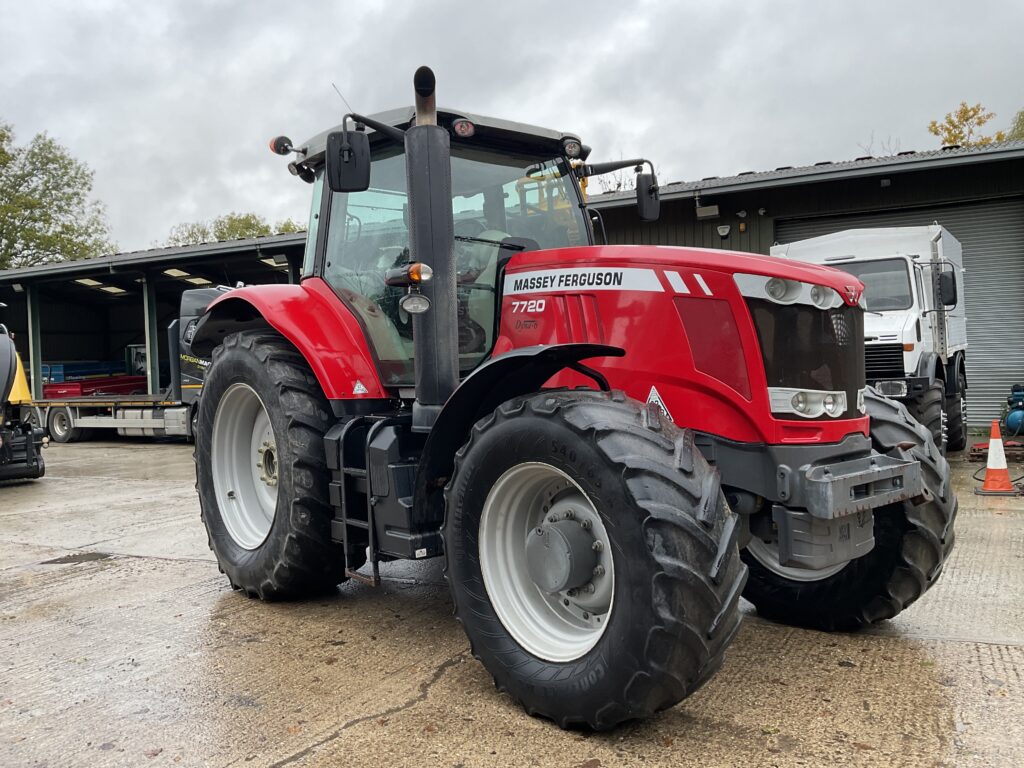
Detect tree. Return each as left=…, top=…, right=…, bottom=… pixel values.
left=166, top=212, right=304, bottom=246
left=928, top=102, right=1006, bottom=147
left=0, top=121, right=115, bottom=270
left=1008, top=109, right=1024, bottom=141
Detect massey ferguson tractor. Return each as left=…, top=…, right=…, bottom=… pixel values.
left=191, top=67, right=956, bottom=729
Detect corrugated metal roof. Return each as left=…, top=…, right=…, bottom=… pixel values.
left=590, top=140, right=1024, bottom=208
left=0, top=231, right=306, bottom=284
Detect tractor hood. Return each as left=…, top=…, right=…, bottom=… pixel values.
left=506, top=245, right=865, bottom=306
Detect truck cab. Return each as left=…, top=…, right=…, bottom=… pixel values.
left=772, top=225, right=968, bottom=450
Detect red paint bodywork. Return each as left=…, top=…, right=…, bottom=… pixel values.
left=206, top=278, right=388, bottom=400
left=211, top=245, right=868, bottom=445
left=496, top=245, right=869, bottom=445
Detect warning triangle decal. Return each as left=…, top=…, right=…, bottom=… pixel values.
left=646, top=386, right=673, bottom=422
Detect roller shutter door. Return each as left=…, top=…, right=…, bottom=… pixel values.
left=775, top=197, right=1024, bottom=426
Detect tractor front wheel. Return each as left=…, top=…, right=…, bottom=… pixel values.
left=741, top=387, right=957, bottom=631
left=195, top=330, right=351, bottom=600
left=444, top=390, right=746, bottom=730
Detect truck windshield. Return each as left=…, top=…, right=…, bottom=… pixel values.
left=322, top=145, right=589, bottom=385
left=835, top=258, right=913, bottom=311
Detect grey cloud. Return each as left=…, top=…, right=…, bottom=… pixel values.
left=1, top=0, right=1020, bottom=251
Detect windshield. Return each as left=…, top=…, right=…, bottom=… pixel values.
left=834, top=258, right=913, bottom=311
left=323, top=145, right=589, bottom=385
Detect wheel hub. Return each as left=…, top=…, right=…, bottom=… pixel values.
left=525, top=518, right=597, bottom=594
left=257, top=441, right=278, bottom=487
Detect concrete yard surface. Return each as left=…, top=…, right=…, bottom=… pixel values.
left=1, top=440, right=1022, bottom=767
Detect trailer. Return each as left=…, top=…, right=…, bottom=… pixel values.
left=32, top=287, right=222, bottom=443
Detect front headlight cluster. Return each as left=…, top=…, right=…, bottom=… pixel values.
left=769, top=387, right=861, bottom=419
left=736, top=274, right=845, bottom=309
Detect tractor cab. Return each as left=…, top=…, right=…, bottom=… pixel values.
left=284, top=107, right=652, bottom=389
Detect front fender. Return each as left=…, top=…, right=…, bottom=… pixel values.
left=413, top=342, right=624, bottom=524
left=190, top=278, right=387, bottom=400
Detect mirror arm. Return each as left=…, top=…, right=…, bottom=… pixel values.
left=579, top=158, right=651, bottom=178
left=344, top=112, right=407, bottom=144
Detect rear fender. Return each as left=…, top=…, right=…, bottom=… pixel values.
left=412, top=342, right=624, bottom=525
left=189, top=279, right=387, bottom=400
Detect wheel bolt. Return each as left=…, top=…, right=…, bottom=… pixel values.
left=584, top=583, right=596, bottom=594
left=592, top=541, right=604, bottom=552
left=583, top=612, right=590, bottom=619
left=567, top=588, right=579, bottom=598
left=564, top=510, right=575, bottom=520
left=580, top=519, right=592, bottom=531
left=547, top=515, right=558, bottom=523
left=563, top=598, right=570, bottom=606
left=593, top=565, right=605, bottom=578
left=535, top=527, right=545, bottom=536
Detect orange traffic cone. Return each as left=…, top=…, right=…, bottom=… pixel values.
left=976, top=420, right=1020, bottom=496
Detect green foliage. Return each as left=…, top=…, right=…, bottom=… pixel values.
left=166, top=212, right=304, bottom=246
left=0, top=121, right=115, bottom=270
left=927, top=102, right=1007, bottom=147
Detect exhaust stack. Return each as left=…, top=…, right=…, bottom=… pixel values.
left=405, top=66, right=458, bottom=432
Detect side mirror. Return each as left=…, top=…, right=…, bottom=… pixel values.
left=938, top=270, right=957, bottom=307
left=326, top=130, right=371, bottom=193
left=636, top=172, right=660, bottom=222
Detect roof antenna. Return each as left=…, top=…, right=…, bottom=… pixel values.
left=331, top=82, right=355, bottom=115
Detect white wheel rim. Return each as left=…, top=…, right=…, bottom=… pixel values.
left=211, top=383, right=278, bottom=549
left=479, top=462, right=613, bottom=662
left=51, top=410, right=69, bottom=437
left=747, top=535, right=847, bottom=582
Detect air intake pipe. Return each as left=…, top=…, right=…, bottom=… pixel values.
left=405, top=66, right=459, bottom=431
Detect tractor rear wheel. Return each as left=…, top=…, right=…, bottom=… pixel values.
left=945, top=370, right=967, bottom=452
left=741, top=387, right=957, bottom=631
left=906, top=380, right=946, bottom=453
left=444, top=390, right=746, bottom=730
left=195, top=330, right=353, bottom=600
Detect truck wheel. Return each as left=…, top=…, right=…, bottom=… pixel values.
left=47, top=406, right=88, bottom=443
left=195, top=330, right=350, bottom=599
left=741, top=387, right=956, bottom=631
left=945, top=370, right=967, bottom=452
left=906, top=380, right=946, bottom=453
left=444, top=390, right=746, bottom=730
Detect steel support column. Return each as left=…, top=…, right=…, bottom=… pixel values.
left=142, top=275, right=160, bottom=395
left=26, top=284, right=43, bottom=400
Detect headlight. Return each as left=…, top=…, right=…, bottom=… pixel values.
left=734, top=274, right=847, bottom=309
left=810, top=285, right=838, bottom=309
left=765, top=277, right=789, bottom=301
left=770, top=388, right=848, bottom=418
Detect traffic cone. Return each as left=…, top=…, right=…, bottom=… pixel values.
left=976, top=420, right=1020, bottom=496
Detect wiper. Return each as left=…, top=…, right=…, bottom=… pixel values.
left=454, top=235, right=525, bottom=251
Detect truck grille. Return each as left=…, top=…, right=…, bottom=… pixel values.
left=865, top=343, right=905, bottom=380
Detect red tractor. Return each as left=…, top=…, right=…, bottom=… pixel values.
left=191, top=68, right=956, bottom=729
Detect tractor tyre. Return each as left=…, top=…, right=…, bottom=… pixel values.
left=945, top=370, right=968, bottom=452
left=443, top=390, right=746, bottom=730
left=906, top=380, right=946, bottom=453
left=195, top=330, right=356, bottom=600
left=741, top=387, right=957, bottom=631
left=47, top=406, right=89, bottom=443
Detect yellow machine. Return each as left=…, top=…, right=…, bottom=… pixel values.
left=1, top=303, right=45, bottom=481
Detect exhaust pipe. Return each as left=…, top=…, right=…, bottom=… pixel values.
left=405, top=66, right=458, bottom=432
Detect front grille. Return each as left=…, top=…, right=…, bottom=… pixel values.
left=746, top=299, right=865, bottom=420
left=865, top=343, right=905, bottom=380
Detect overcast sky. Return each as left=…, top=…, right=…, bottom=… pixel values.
left=2, top=0, right=1020, bottom=252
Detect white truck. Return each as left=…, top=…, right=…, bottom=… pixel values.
left=771, top=225, right=967, bottom=451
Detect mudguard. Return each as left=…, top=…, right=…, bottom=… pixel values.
left=412, top=342, right=624, bottom=524
left=0, top=334, right=15, bottom=405
left=189, top=278, right=387, bottom=400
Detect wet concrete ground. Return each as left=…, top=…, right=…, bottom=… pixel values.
left=1, top=440, right=1022, bottom=767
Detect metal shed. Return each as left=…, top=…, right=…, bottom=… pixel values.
left=592, top=140, right=1024, bottom=425
left=0, top=233, right=306, bottom=399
